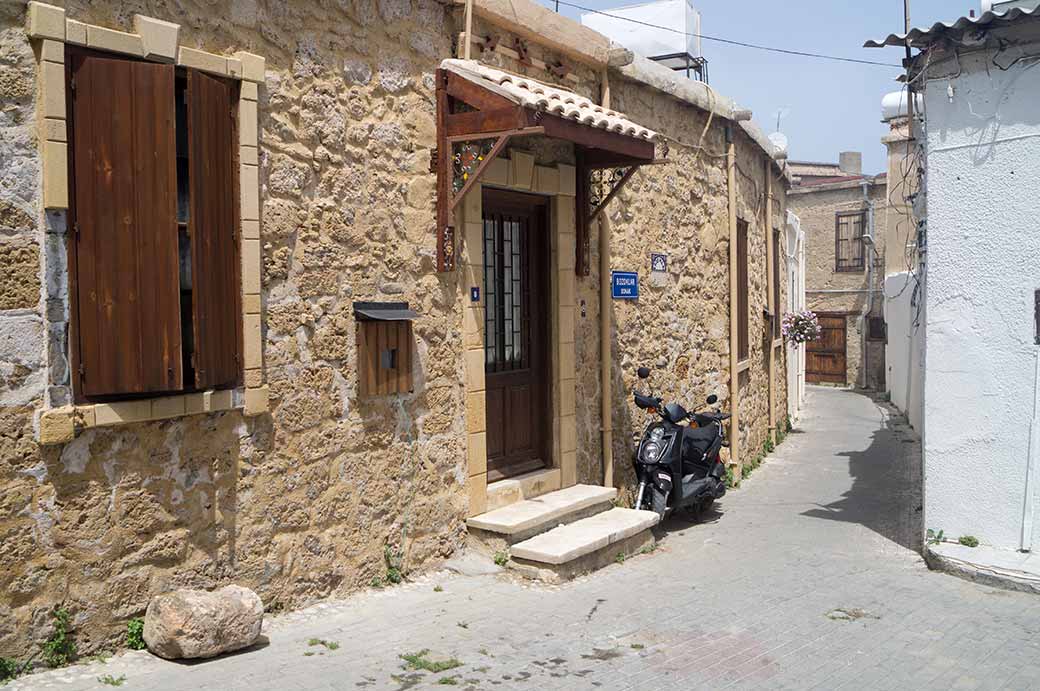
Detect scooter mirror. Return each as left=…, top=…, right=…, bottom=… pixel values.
left=637, top=367, right=651, bottom=380
left=706, top=394, right=718, bottom=405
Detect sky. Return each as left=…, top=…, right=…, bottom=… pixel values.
left=536, top=0, right=967, bottom=174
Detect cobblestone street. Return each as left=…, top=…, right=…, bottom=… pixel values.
left=15, top=387, right=1040, bottom=690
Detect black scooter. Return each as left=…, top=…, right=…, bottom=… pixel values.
left=631, top=366, right=730, bottom=519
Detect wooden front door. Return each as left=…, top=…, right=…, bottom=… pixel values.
left=806, top=314, right=847, bottom=384
left=482, top=190, right=550, bottom=481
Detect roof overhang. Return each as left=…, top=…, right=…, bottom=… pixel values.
left=864, top=4, right=1040, bottom=48
left=440, top=59, right=657, bottom=163
left=433, top=60, right=659, bottom=273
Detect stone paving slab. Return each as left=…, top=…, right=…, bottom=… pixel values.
left=10, top=387, right=1040, bottom=691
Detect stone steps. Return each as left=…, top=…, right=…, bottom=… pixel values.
left=508, top=507, right=660, bottom=582
left=467, top=484, right=617, bottom=548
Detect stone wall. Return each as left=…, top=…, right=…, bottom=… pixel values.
left=0, top=0, right=467, bottom=659
left=0, top=0, right=790, bottom=658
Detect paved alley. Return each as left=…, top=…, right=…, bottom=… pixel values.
left=14, top=387, right=1040, bottom=691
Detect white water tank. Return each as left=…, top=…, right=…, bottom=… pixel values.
left=881, top=90, right=922, bottom=121
left=981, top=0, right=1040, bottom=13
left=581, top=0, right=701, bottom=66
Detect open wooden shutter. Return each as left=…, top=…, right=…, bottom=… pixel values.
left=187, top=70, right=242, bottom=390
left=737, top=220, right=750, bottom=361
left=71, top=54, right=182, bottom=398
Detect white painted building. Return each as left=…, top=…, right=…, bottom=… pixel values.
left=785, top=209, right=806, bottom=423
left=869, top=4, right=1040, bottom=559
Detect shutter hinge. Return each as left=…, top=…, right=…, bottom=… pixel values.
left=429, top=147, right=438, bottom=174
left=78, top=363, right=85, bottom=378
left=73, top=222, right=80, bottom=238
left=70, top=76, right=76, bottom=93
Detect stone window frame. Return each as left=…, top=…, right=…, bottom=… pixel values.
left=26, top=2, right=268, bottom=444
left=459, top=152, right=578, bottom=516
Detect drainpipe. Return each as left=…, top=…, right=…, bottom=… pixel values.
left=600, top=68, right=614, bottom=488
left=726, top=125, right=740, bottom=478
left=765, top=161, right=776, bottom=444
left=860, top=180, right=875, bottom=389
left=1022, top=349, right=1040, bottom=551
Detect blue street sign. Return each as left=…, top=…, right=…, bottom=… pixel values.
left=470, top=286, right=480, bottom=302
left=611, top=271, right=639, bottom=300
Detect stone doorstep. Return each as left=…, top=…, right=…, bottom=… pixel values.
left=467, top=484, right=616, bottom=545
left=925, top=543, right=1040, bottom=595
left=510, top=507, right=660, bottom=565
left=509, top=530, right=655, bottom=584
left=486, top=466, right=561, bottom=511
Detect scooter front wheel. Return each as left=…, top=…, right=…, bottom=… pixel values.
left=651, top=487, right=668, bottom=519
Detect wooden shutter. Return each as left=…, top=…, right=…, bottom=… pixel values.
left=70, top=53, right=182, bottom=398
left=737, top=219, right=749, bottom=361
left=188, top=70, right=242, bottom=390
left=772, top=229, right=782, bottom=338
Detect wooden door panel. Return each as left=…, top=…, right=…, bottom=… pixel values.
left=806, top=315, right=847, bottom=384
left=483, top=191, right=550, bottom=481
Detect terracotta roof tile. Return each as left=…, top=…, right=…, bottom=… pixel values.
left=441, top=59, right=658, bottom=142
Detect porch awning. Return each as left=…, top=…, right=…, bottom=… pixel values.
left=433, top=60, right=660, bottom=273
left=439, top=59, right=658, bottom=164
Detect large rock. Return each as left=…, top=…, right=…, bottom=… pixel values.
left=143, top=585, right=264, bottom=659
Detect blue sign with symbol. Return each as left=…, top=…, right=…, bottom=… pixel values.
left=470, top=286, right=480, bottom=302
left=611, top=271, right=639, bottom=300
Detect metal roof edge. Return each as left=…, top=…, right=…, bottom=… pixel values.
left=865, top=5, right=1040, bottom=48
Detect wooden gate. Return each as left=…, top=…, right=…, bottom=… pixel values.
left=806, top=314, right=847, bottom=384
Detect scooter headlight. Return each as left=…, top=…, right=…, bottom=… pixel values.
left=649, top=426, right=665, bottom=442
left=642, top=441, right=661, bottom=463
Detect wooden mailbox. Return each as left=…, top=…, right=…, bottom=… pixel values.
left=354, top=302, right=418, bottom=396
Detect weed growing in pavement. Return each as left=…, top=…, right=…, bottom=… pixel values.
left=384, top=545, right=404, bottom=585
left=43, top=608, right=76, bottom=668
left=97, top=674, right=126, bottom=686
left=926, top=528, right=945, bottom=545
left=493, top=551, right=509, bottom=567
left=958, top=535, right=979, bottom=548
left=87, top=651, right=112, bottom=664
left=456, top=621, right=469, bottom=629
left=433, top=585, right=444, bottom=592
left=308, top=639, right=340, bottom=651
left=400, top=649, right=463, bottom=673
left=477, top=648, right=490, bottom=657
left=437, top=676, right=459, bottom=685
left=1, top=657, right=20, bottom=682
left=630, top=643, right=645, bottom=650
left=614, top=552, right=626, bottom=564
left=724, top=464, right=736, bottom=488
left=126, top=618, right=146, bottom=650
left=763, top=436, right=775, bottom=454
left=640, top=542, right=657, bottom=555
left=370, top=576, right=384, bottom=589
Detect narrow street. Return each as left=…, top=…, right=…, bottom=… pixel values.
left=16, top=387, right=1040, bottom=691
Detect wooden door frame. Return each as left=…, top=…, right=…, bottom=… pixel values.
left=481, top=188, right=553, bottom=482
left=806, top=311, right=848, bottom=385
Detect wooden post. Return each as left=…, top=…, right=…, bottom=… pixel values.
left=727, top=126, right=741, bottom=481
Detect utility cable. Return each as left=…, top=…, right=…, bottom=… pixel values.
left=551, top=0, right=904, bottom=68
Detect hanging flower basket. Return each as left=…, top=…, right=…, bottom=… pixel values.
left=782, top=310, right=822, bottom=344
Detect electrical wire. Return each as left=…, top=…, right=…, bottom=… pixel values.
left=548, top=0, right=904, bottom=68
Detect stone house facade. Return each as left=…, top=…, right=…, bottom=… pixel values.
left=788, top=155, right=887, bottom=389
left=0, top=0, right=788, bottom=656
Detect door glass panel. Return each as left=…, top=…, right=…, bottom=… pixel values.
left=483, top=213, right=528, bottom=372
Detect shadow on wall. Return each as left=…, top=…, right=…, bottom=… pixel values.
left=800, top=391, right=923, bottom=553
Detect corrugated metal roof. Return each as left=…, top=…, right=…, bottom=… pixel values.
left=441, top=59, right=658, bottom=141
left=864, top=5, right=1040, bottom=48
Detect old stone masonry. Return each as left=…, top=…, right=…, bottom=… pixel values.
left=10, top=388, right=1040, bottom=690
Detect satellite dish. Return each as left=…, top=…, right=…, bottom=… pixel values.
left=768, top=132, right=789, bottom=156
